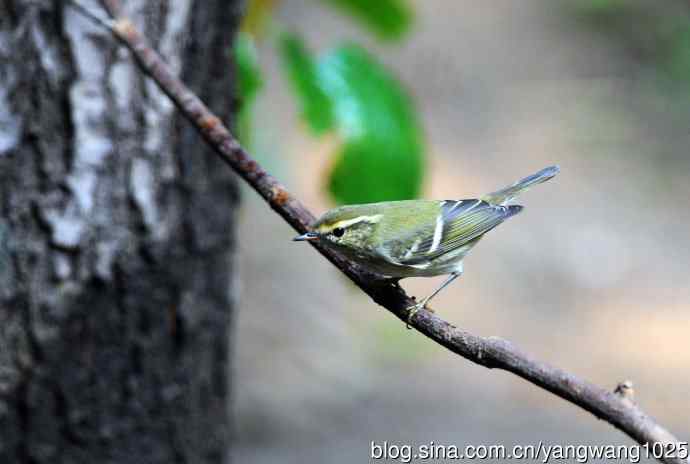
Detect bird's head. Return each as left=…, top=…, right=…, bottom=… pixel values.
left=293, top=205, right=384, bottom=252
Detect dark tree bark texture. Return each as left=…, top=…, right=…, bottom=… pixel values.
left=0, top=1, right=241, bottom=462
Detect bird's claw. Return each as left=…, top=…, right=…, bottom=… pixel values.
left=406, top=302, right=424, bottom=329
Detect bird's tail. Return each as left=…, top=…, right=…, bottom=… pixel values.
left=481, top=165, right=560, bottom=205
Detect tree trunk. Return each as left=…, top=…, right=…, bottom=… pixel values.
left=0, top=1, right=241, bottom=462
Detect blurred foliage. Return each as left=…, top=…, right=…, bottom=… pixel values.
left=317, top=0, right=413, bottom=41
left=237, top=0, right=424, bottom=204
left=279, top=34, right=335, bottom=134
left=233, top=32, right=264, bottom=146
left=280, top=35, right=424, bottom=203
left=241, top=0, right=279, bottom=37
left=321, top=45, right=424, bottom=203
left=569, top=0, right=690, bottom=86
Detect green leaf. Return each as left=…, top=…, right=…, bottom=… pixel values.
left=278, top=33, right=335, bottom=134
left=279, top=35, right=425, bottom=204
left=318, top=0, right=413, bottom=41
left=233, top=32, right=264, bottom=146
left=234, top=32, right=263, bottom=106
left=318, top=44, right=424, bottom=203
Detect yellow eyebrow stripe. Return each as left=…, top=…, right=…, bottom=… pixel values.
left=331, top=214, right=383, bottom=230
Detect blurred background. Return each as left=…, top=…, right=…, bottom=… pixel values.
left=232, top=0, right=690, bottom=462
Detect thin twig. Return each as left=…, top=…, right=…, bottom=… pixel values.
left=67, top=2, right=688, bottom=463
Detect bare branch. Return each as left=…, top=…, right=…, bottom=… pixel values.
left=67, top=2, right=688, bottom=463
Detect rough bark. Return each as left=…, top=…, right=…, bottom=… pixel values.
left=0, top=1, right=241, bottom=462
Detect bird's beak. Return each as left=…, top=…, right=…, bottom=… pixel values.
left=293, top=232, right=319, bottom=242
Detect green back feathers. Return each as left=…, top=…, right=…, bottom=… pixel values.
left=382, top=200, right=520, bottom=266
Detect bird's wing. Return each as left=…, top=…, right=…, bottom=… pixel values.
left=389, top=200, right=521, bottom=266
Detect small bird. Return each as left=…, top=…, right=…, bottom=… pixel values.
left=294, top=166, right=559, bottom=326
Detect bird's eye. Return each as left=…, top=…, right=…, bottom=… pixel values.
left=332, top=227, right=345, bottom=238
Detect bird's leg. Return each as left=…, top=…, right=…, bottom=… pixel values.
left=406, top=271, right=461, bottom=329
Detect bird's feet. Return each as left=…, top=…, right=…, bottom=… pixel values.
left=406, top=301, right=433, bottom=329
